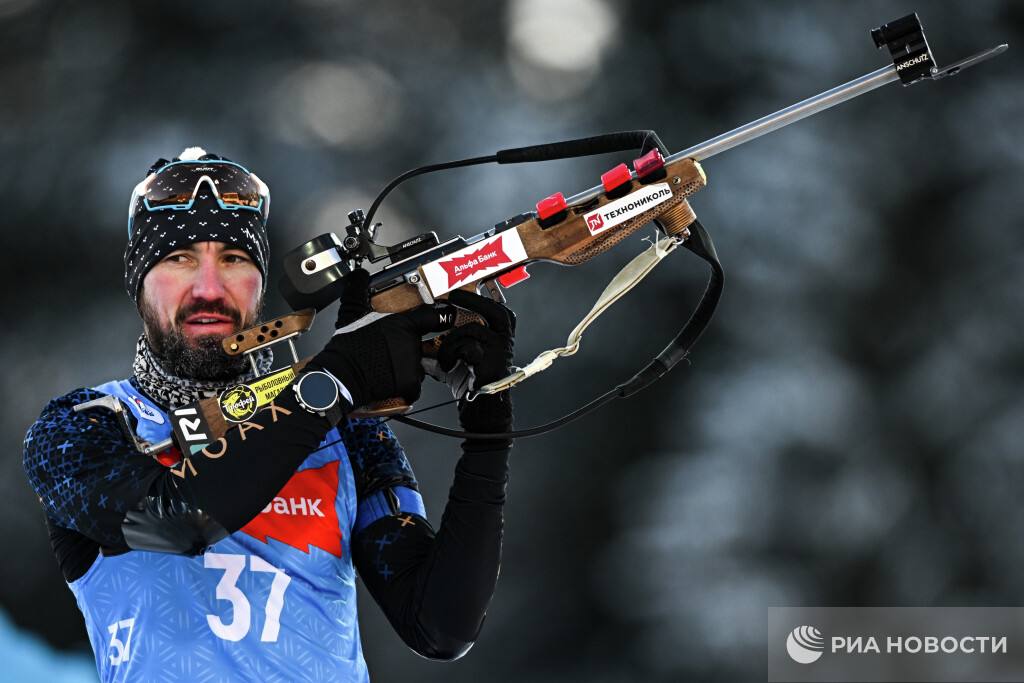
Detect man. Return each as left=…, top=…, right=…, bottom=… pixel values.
left=22, top=148, right=515, bottom=682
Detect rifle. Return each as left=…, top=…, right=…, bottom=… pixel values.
left=76, top=13, right=1007, bottom=455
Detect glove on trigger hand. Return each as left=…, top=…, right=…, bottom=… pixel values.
left=438, top=289, right=516, bottom=434
left=310, top=268, right=456, bottom=409
left=335, top=267, right=372, bottom=329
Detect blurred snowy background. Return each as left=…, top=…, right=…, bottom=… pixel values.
left=1, top=0, right=1020, bottom=680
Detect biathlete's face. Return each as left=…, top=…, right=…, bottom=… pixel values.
left=139, top=241, right=263, bottom=380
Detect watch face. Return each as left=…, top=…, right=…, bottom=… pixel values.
left=297, top=371, right=339, bottom=411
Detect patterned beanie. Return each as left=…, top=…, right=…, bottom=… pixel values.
left=123, top=147, right=270, bottom=304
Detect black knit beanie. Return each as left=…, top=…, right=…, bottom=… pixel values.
left=123, top=147, right=270, bottom=304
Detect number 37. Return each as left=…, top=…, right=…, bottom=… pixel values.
left=105, top=552, right=291, bottom=662
left=205, top=552, right=292, bottom=642
left=107, top=618, right=135, bottom=666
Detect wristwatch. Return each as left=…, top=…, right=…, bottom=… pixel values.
left=292, top=370, right=345, bottom=423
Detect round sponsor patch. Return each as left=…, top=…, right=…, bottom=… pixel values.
left=220, top=384, right=258, bottom=423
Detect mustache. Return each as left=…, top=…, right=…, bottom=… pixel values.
left=174, top=299, right=243, bottom=328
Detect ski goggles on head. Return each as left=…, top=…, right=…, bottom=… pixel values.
left=127, top=159, right=270, bottom=236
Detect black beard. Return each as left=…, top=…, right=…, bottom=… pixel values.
left=140, top=297, right=262, bottom=381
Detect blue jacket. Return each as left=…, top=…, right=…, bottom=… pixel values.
left=24, top=378, right=425, bottom=683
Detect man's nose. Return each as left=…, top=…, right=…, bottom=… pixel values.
left=191, top=257, right=229, bottom=301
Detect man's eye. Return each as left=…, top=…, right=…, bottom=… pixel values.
left=224, top=254, right=251, bottom=264
left=165, top=254, right=190, bottom=263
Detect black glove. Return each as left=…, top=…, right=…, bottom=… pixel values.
left=334, top=268, right=373, bottom=329
left=438, top=289, right=516, bottom=434
left=311, top=269, right=455, bottom=408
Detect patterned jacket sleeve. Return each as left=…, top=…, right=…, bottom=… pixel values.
left=25, top=384, right=338, bottom=558
left=340, top=418, right=424, bottom=533
left=23, top=388, right=165, bottom=550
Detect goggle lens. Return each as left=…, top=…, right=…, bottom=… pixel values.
left=144, top=163, right=261, bottom=208
left=129, top=160, right=268, bottom=235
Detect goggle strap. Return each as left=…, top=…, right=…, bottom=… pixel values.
left=127, top=174, right=158, bottom=234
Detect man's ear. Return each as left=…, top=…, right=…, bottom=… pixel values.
left=136, top=284, right=148, bottom=317
left=136, top=285, right=158, bottom=337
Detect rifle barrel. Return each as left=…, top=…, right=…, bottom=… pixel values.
left=667, top=65, right=898, bottom=163
left=559, top=41, right=1005, bottom=209
left=563, top=64, right=899, bottom=208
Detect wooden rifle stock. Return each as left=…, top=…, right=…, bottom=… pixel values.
left=199, top=158, right=706, bottom=435
left=363, top=158, right=705, bottom=414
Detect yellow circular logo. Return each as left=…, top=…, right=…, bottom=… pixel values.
left=220, top=384, right=258, bottom=423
